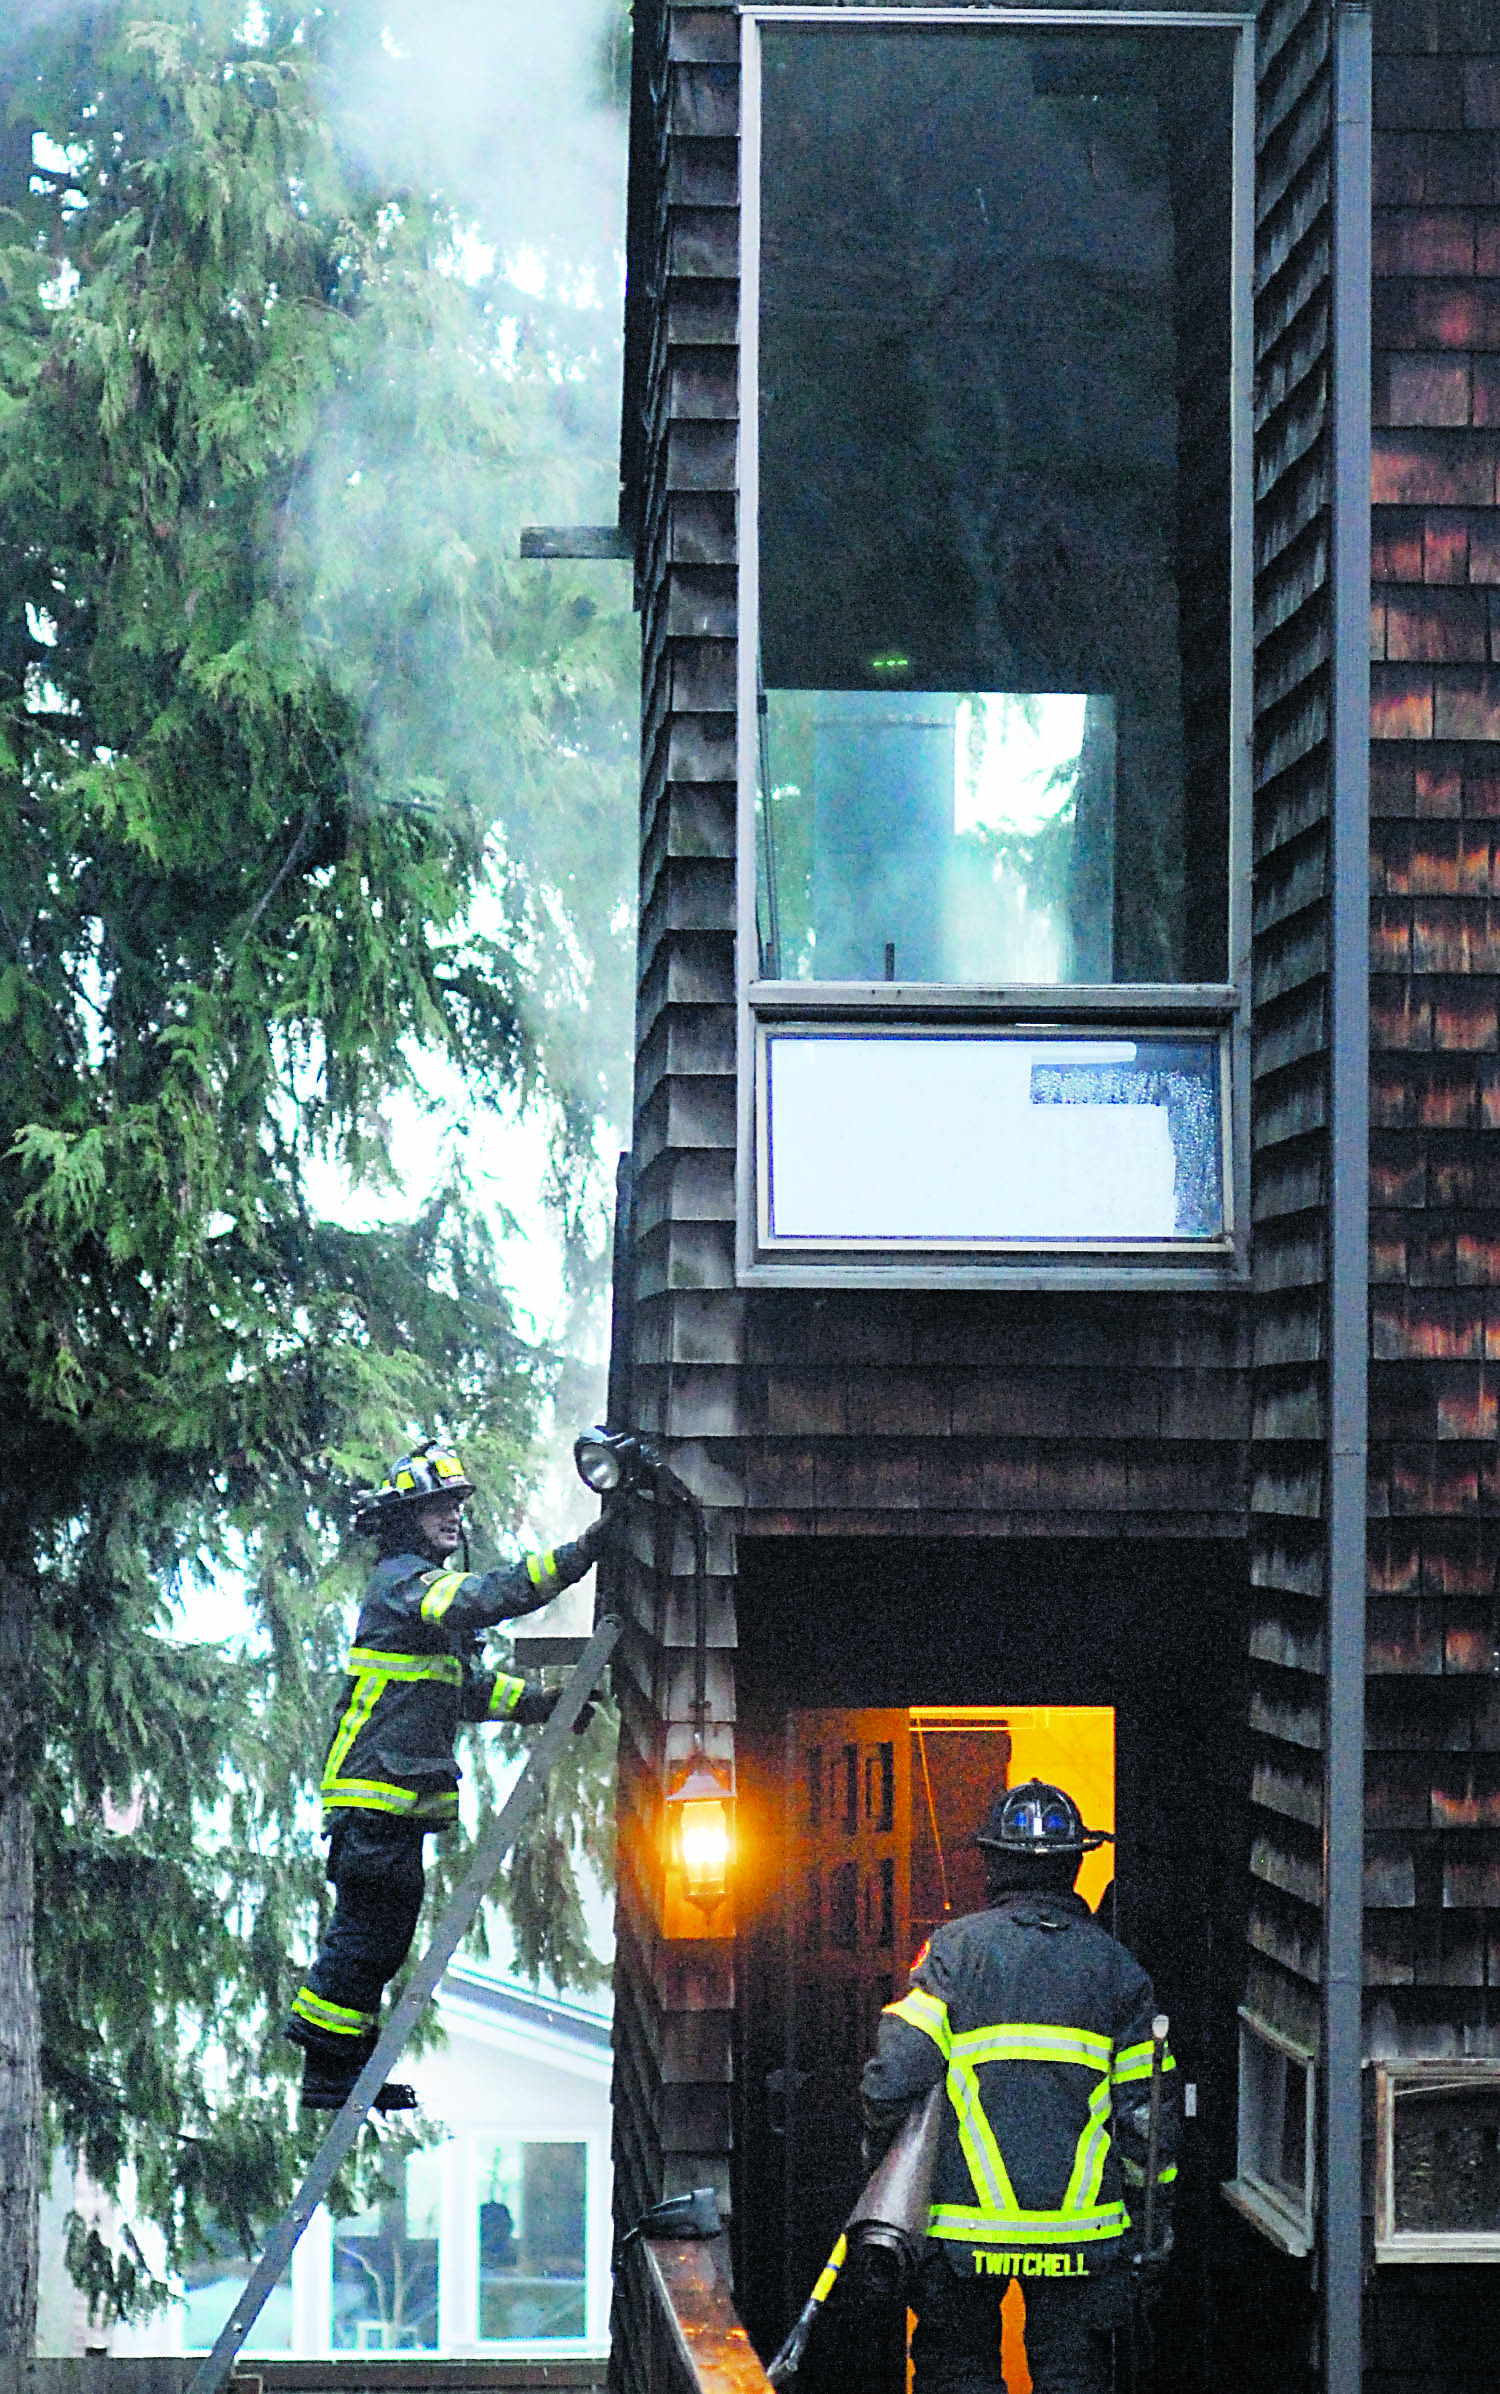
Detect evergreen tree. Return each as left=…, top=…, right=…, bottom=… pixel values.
left=0, top=0, right=634, bottom=2353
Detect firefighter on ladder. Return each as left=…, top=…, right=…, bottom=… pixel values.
left=285, top=1439, right=614, bottom=2112
left=860, top=1781, right=1177, bottom=2394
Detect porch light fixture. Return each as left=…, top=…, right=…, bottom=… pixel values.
left=664, top=1746, right=735, bottom=1918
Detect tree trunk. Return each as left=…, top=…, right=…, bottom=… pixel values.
left=0, top=1566, right=40, bottom=2361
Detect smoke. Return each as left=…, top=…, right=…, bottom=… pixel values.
left=329, top=0, right=627, bottom=301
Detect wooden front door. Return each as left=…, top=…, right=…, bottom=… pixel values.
left=777, top=1708, right=912, bottom=2327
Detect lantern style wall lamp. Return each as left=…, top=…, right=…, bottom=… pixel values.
left=573, top=1424, right=735, bottom=1924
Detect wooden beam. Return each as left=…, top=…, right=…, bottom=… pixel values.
left=520, top=525, right=632, bottom=559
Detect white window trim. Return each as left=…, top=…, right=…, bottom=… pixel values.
left=1220, top=2009, right=1316, bottom=2260
left=735, top=6, right=1257, bottom=1289
left=1374, top=2058, right=1500, bottom=2265
left=754, top=1014, right=1236, bottom=1257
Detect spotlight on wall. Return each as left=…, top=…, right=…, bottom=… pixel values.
left=573, top=1426, right=656, bottom=1496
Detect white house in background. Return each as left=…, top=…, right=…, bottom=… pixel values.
left=41, top=1971, right=613, bottom=2363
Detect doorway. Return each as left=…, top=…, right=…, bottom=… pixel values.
left=733, top=1537, right=1247, bottom=2394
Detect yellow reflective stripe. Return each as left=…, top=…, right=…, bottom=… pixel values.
left=322, top=1667, right=386, bottom=1795
left=419, top=1572, right=468, bottom=1623
left=955, top=2024, right=1112, bottom=2073
left=322, top=1781, right=459, bottom=1817
left=489, top=1674, right=526, bottom=1718
left=946, top=2059, right=1020, bottom=2219
left=322, top=1777, right=419, bottom=1813
left=1112, top=2042, right=1177, bottom=2086
left=291, top=1988, right=376, bottom=2037
left=525, top=1548, right=558, bottom=1590
left=346, top=1646, right=462, bottom=1683
left=1119, top=2158, right=1177, bottom=2190
left=928, top=2202, right=1129, bottom=2248
left=885, top=1985, right=951, bottom=2055
left=812, top=2234, right=847, bottom=2304
left=1062, top=2068, right=1116, bottom=2218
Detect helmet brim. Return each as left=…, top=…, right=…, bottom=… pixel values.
left=974, top=1827, right=1114, bottom=1855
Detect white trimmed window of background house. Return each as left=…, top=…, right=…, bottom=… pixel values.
left=118, top=1973, right=614, bottom=2363
left=176, top=2125, right=612, bottom=2357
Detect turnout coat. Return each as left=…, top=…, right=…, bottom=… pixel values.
left=861, top=1890, right=1177, bottom=2283
left=319, top=1538, right=592, bottom=1828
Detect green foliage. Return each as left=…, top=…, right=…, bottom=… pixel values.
left=0, top=0, right=634, bottom=2325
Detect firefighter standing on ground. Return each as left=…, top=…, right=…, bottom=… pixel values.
left=285, top=1439, right=613, bottom=2111
left=860, top=1781, right=1177, bottom=2394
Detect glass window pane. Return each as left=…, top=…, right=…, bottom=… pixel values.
left=181, top=2247, right=291, bottom=2354
left=756, top=26, right=1236, bottom=987
left=763, top=1031, right=1224, bottom=1247
left=1241, top=2033, right=1306, bottom=2207
left=331, top=2150, right=442, bottom=2352
left=1392, top=2080, right=1500, bottom=2236
left=476, top=2138, right=588, bottom=2343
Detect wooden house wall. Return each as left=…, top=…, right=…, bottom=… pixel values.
left=609, top=23, right=1257, bottom=2384
left=1363, top=0, right=1500, bottom=2045
left=1362, top=8, right=1500, bottom=2382
left=605, top=0, right=1500, bottom=2379
left=610, top=11, right=742, bottom=2386
left=1241, top=0, right=1339, bottom=2063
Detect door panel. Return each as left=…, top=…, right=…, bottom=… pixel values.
left=780, top=1708, right=911, bottom=2322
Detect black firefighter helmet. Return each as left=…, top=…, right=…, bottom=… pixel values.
left=974, top=1779, right=1113, bottom=1858
left=353, top=1438, right=476, bottom=1537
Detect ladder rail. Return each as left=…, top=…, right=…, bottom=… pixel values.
left=186, top=1610, right=623, bottom=2394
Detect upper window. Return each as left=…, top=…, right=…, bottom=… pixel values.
left=752, top=19, right=1239, bottom=990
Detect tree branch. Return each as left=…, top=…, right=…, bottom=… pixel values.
left=243, top=807, right=317, bottom=934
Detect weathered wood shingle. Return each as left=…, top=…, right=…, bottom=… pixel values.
left=1364, top=0, right=1500, bottom=2116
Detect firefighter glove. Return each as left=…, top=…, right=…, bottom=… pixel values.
left=513, top=1683, right=597, bottom=1734
left=573, top=1502, right=624, bottom=1565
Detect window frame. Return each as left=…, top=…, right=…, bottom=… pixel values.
left=736, top=4, right=1257, bottom=1289
left=1374, top=2059, right=1500, bottom=2266
left=276, top=2129, right=612, bottom=2358
left=1220, top=2009, right=1316, bottom=2259
left=755, top=1009, right=1236, bottom=1257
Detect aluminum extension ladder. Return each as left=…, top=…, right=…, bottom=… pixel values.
left=185, top=1610, right=623, bottom=2394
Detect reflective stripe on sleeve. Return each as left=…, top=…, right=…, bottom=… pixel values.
left=1121, top=2156, right=1179, bottom=2189
left=1112, top=2040, right=1177, bottom=2087
left=489, top=1674, right=526, bottom=1718
left=419, top=1572, right=469, bottom=1623
left=525, top=1549, right=559, bottom=1592
left=883, top=1984, right=951, bottom=2055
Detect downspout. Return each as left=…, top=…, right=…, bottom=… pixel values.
left=1323, top=10, right=1371, bottom=2392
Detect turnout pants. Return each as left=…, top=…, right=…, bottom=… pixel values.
left=287, top=1815, right=429, bottom=2085
left=911, top=2252, right=1122, bottom=2394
